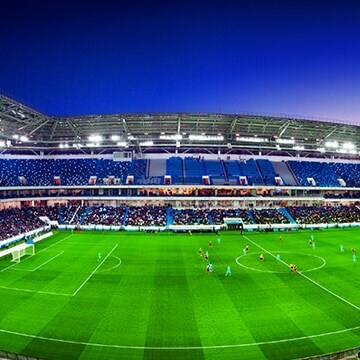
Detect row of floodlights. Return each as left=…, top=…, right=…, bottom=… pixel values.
left=6, top=133, right=357, bottom=154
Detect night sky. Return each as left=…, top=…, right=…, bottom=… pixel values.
left=1, top=0, right=360, bottom=124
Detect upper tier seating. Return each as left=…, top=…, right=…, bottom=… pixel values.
left=288, top=161, right=339, bottom=187
left=256, top=159, right=279, bottom=185
left=238, top=159, right=264, bottom=185
left=166, top=157, right=184, bottom=184
left=0, top=157, right=358, bottom=187
left=184, top=157, right=204, bottom=184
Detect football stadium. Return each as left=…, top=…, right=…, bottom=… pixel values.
left=0, top=94, right=359, bottom=360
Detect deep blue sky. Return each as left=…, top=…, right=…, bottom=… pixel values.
left=1, top=0, right=360, bottom=124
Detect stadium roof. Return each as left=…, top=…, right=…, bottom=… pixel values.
left=0, top=93, right=359, bottom=158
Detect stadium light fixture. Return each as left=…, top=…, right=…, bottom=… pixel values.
left=325, top=140, right=338, bottom=148
left=139, top=141, right=154, bottom=146
left=236, top=137, right=269, bottom=143
left=111, top=135, right=120, bottom=141
left=88, top=134, right=102, bottom=142
left=73, top=143, right=82, bottom=149
left=293, top=146, right=304, bottom=151
left=86, top=142, right=100, bottom=147
left=0, top=141, right=5, bottom=147
left=159, top=134, right=183, bottom=140
left=189, top=135, right=224, bottom=141
left=276, top=138, right=295, bottom=144
left=317, top=147, right=326, bottom=153
left=342, top=142, right=355, bottom=150
left=117, top=142, right=128, bottom=147
left=59, top=143, right=69, bottom=149
left=20, top=136, right=29, bottom=142
left=12, top=134, right=19, bottom=139
left=336, top=149, right=357, bottom=154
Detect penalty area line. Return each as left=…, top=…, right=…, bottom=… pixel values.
left=72, top=244, right=118, bottom=297
left=242, top=235, right=360, bottom=312
left=30, top=251, right=64, bottom=272
left=0, top=286, right=71, bottom=297
left=0, top=234, right=73, bottom=274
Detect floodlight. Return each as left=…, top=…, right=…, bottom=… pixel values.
left=111, top=135, right=120, bottom=141
left=189, top=135, right=224, bottom=141
left=139, top=141, right=153, bottom=146
left=88, top=134, right=102, bottom=142
left=117, top=142, right=128, bottom=147
left=276, top=138, right=295, bottom=144
left=342, top=142, right=355, bottom=150
left=325, top=140, right=338, bottom=148
left=20, top=136, right=29, bottom=142
left=159, top=134, right=183, bottom=140
left=236, top=137, right=268, bottom=143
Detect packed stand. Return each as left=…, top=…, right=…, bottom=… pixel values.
left=210, top=208, right=253, bottom=225
left=125, top=205, right=167, bottom=226
left=82, top=206, right=126, bottom=225
left=251, top=208, right=290, bottom=224
left=0, top=206, right=44, bottom=241
left=173, top=208, right=210, bottom=225
left=287, top=206, right=329, bottom=224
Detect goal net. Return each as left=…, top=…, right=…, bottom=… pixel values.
left=11, top=243, right=35, bottom=263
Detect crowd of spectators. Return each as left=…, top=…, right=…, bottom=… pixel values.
left=287, top=206, right=329, bottom=224
left=82, top=206, right=126, bottom=226
left=173, top=208, right=210, bottom=225
left=125, top=206, right=167, bottom=226
left=1, top=204, right=360, bottom=242
left=322, top=205, right=360, bottom=223
left=210, top=208, right=253, bottom=225
left=251, top=209, right=290, bottom=224
left=0, top=206, right=44, bottom=241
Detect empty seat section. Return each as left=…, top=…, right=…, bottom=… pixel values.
left=203, top=160, right=226, bottom=184
left=238, top=159, right=264, bottom=185
left=166, top=157, right=184, bottom=184
left=184, top=157, right=204, bottom=184
left=223, top=160, right=242, bottom=185
left=256, top=159, right=277, bottom=185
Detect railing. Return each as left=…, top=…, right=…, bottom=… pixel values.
left=300, top=346, right=358, bottom=360
left=0, top=349, right=46, bottom=360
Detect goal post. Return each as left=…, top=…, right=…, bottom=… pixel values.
left=11, top=243, right=35, bottom=263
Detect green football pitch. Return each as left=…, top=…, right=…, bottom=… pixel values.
left=0, top=228, right=359, bottom=360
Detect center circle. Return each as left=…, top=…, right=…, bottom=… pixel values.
left=235, top=251, right=326, bottom=273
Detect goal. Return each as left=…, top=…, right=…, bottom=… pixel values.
left=11, top=243, right=35, bottom=263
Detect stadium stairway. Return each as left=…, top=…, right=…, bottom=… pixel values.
left=122, top=207, right=129, bottom=226
left=279, top=207, right=296, bottom=224
left=248, top=210, right=256, bottom=224
left=166, top=207, right=173, bottom=226
left=58, top=207, right=64, bottom=224
left=79, top=207, right=92, bottom=225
